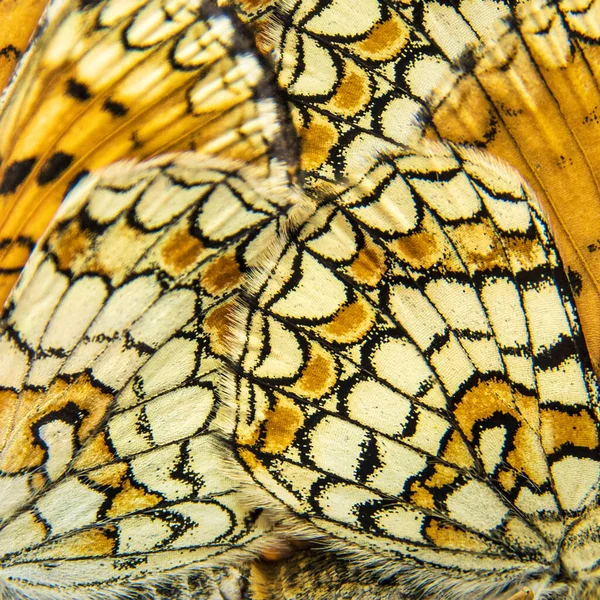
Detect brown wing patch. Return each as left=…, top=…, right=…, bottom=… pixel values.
left=0, top=152, right=299, bottom=593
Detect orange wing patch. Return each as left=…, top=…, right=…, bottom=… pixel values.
left=0, top=0, right=47, bottom=89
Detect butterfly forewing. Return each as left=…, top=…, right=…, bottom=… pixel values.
left=252, top=0, right=600, bottom=374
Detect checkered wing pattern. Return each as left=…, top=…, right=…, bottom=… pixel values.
left=418, top=0, right=600, bottom=378
left=0, top=149, right=305, bottom=598
left=243, top=0, right=600, bottom=372
left=229, top=143, right=600, bottom=599
left=0, top=149, right=306, bottom=598
left=0, top=1, right=304, bottom=596
left=3, top=1, right=600, bottom=599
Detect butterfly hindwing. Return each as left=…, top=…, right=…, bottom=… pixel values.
left=3, top=0, right=600, bottom=598
left=228, top=143, right=600, bottom=598
left=0, top=150, right=305, bottom=597
left=246, top=0, right=600, bottom=373
left=413, top=0, right=600, bottom=373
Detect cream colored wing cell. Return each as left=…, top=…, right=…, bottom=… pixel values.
left=228, top=143, right=600, bottom=600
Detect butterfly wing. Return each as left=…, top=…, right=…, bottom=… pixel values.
left=0, top=149, right=305, bottom=597
left=0, top=0, right=295, bottom=307
left=0, top=1, right=306, bottom=591
left=244, top=0, right=600, bottom=373
left=247, top=0, right=429, bottom=179
left=419, top=0, right=600, bottom=375
left=0, top=0, right=47, bottom=90
left=0, top=148, right=308, bottom=598
left=228, top=142, right=600, bottom=598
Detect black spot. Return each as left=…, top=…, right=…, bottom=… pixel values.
left=37, top=152, right=74, bottom=185
left=66, top=78, right=92, bottom=101
left=457, top=48, right=477, bottom=73
left=79, top=0, right=103, bottom=8
left=0, top=235, right=33, bottom=252
left=132, top=375, right=145, bottom=401
left=354, top=433, right=382, bottom=483
left=0, top=45, right=20, bottom=60
left=103, top=99, right=128, bottom=117
left=534, top=334, right=578, bottom=370
left=130, top=131, right=144, bottom=149
left=0, top=157, right=36, bottom=194
left=135, top=406, right=154, bottom=445
left=567, top=267, right=583, bottom=296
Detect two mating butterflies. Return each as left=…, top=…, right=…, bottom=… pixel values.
left=0, top=0, right=599, bottom=598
